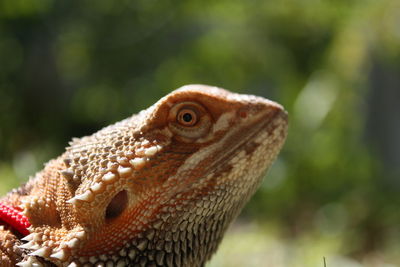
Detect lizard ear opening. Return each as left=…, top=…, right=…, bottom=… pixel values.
left=105, top=190, right=128, bottom=222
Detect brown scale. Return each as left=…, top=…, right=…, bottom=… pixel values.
left=0, top=85, right=288, bottom=266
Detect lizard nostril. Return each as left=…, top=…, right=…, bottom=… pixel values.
left=105, top=190, right=128, bottom=222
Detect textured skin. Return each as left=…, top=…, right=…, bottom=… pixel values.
left=0, top=85, right=288, bottom=267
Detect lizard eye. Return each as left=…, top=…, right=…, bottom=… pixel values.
left=177, top=108, right=198, bottom=126
left=105, top=190, right=128, bottom=222
left=168, top=101, right=212, bottom=141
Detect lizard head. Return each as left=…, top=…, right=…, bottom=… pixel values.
left=19, top=85, right=288, bottom=266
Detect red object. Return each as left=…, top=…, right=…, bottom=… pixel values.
left=0, top=202, right=31, bottom=236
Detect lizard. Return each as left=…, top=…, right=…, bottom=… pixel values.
left=0, top=85, right=288, bottom=267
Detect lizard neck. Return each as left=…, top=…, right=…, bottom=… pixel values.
left=132, top=201, right=238, bottom=267
left=124, top=173, right=263, bottom=267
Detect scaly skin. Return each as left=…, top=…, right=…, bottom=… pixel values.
left=0, top=85, right=288, bottom=267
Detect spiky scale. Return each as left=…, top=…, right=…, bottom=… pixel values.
left=0, top=85, right=288, bottom=266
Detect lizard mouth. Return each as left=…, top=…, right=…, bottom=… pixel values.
left=202, top=107, right=288, bottom=181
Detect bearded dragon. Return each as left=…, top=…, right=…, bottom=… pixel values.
left=0, top=85, right=288, bottom=267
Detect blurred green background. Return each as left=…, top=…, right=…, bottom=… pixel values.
left=1, top=0, right=399, bottom=266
